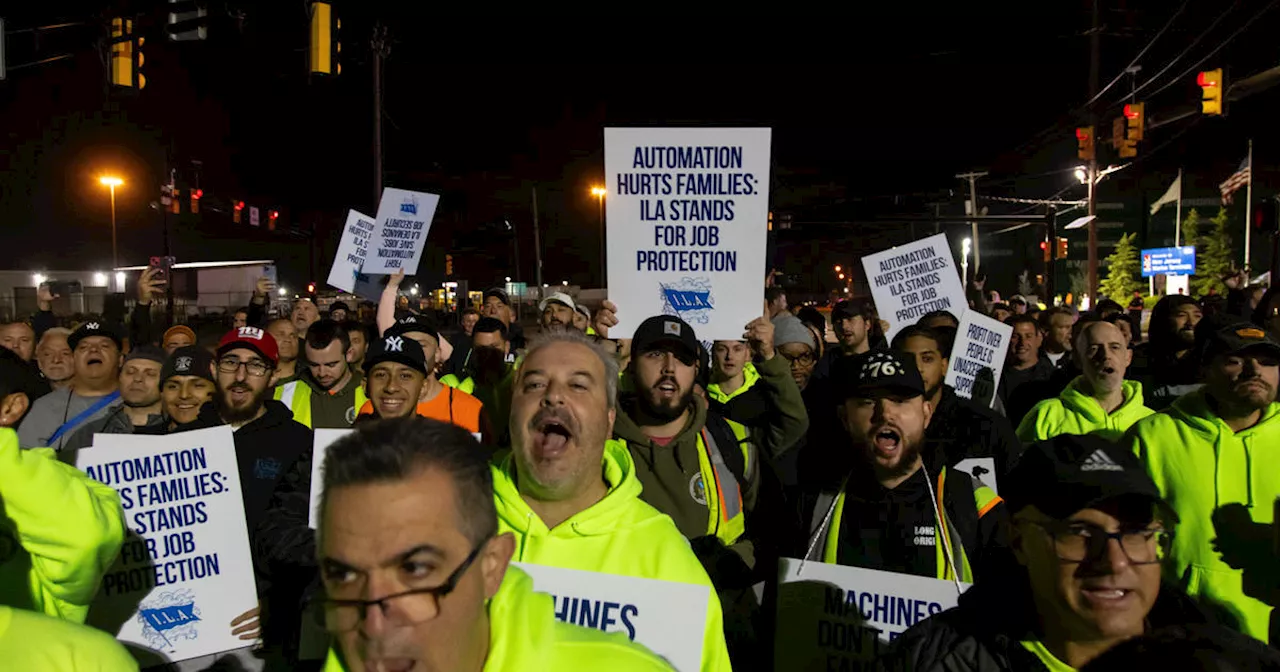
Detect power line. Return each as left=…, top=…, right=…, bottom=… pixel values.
left=1143, top=0, right=1280, bottom=100
left=1084, top=0, right=1192, bottom=108
left=1130, top=1, right=1241, bottom=99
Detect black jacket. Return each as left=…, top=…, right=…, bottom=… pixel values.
left=879, top=575, right=1212, bottom=672
left=998, top=356, right=1058, bottom=425
left=926, top=386, right=1022, bottom=478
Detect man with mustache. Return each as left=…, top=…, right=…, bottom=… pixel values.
left=538, top=292, right=580, bottom=334
left=803, top=349, right=1007, bottom=583
left=1131, top=295, right=1204, bottom=411
left=885, top=434, right=1199, bottom=671
left=1019, top=321, right=1153, bottom=442
left=492, top=329, right=731, bottom=671
left=18, top=322, right=123, bottom=451
left=1129, top=316, right=1280, bottom=642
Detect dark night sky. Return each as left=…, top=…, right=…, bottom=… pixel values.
left=2, top=2, right=1278, bottom=292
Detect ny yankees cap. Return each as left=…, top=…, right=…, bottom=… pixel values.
left=160, top=345, right=216, bottom=384
left=364, top=333, right=429, bottom=376
left=631, top=315, right=699, bottom=363
left=1003, top=434, right=1176, bottom=522
left=68, top=320, right=122, bottom=351
left=835, top=349, right=925, bottom=400
left=217, top=326, right=280, bottom=366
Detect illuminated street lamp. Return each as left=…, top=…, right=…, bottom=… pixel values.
left=98, top=175, right=125, bottom=287
left=591, top=186, right=606, bottom=284
left=961, top=237, right=973, bottom=287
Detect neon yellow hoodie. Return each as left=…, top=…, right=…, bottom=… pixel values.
left=0, top=428, right=124, bottom=623
left=706, top=362, right=760, bottom=404
left=1018, top=377, right=1154, bottom=442
left=1128, top=390, right=1280, bottom=641
left=324, top=566, right=673, bottom=671
left=0, top=605, right=138, bottom=671
left=492, top=441, right=732, bottom=672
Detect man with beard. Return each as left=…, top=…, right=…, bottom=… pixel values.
left=1019, top=321, right=1153, bottom=442
left=35, top=327, right=74, bottom=390
left=538, top=292, right=579, bottom=333
left=267, top=317, right=302, bottom=387
left=18, top=322, right=122, bottom=451
left=802, top=349, right=1007, bottom=583
left=812, top=298, right=875, bottom=383
left=1131, top=295, right=1203, bottom=410
left=491, top=330, right=731, bottom=671
left=292, top=298, right=320, bottom=335
left=999, top=314, right=1058, bottom=424
left=892, top=324, right=1022, bottom=478
left=65, top=345, right=167, bottom=449
left=276, top=320, right=366, bottom=429
left=459, top=318, right=517, bottom=444
left=327, top=301, right=349, bottom=323
left=1129, top=316, right=1280, bottom=642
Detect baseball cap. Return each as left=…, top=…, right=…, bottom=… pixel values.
left=124, top=345, right=167, bottom=366
left=363, top=332, right=429, bottom=376
left=217, top=326, right=280, bottom=366
left=160, top=345, right=215, bottom=383
left=539, top=292, right=577, bottom=313
left=385, top=313, right=439, bottom=341
left=1003, top=434, right=1177, bottom=522
left=1197, top=315, right=1280, bottom=362
left=484, top=287, right=511, bottom=306
left=68, top=320, right=122, bottom=351
left=329, top=301, right=350, bottom=314
left=631, top=315, right=699, bottom=363
left=832, top=297, right=874, bottom=322
left=834, top=349, right=925, bottom=400
left=574, top=303, right=592, bottom=321
left=162, top=325, right=197, bottom=347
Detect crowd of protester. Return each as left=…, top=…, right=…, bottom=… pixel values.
left=3, top=263, right=1280, bottom=671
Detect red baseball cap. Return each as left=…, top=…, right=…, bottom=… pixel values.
left=217, top=326, right=279, bottom=366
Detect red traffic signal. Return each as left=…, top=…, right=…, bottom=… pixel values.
left=1122, top=104, right=1139, bottom=119
left=268, top=209, right=279, bottom=231
left=1075, top=126, right=1095, bottom=161
left=306, top=282, right=317, bottom=295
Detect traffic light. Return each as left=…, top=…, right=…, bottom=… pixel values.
left=309, top=2, right=340, bottom=75
left=1075, top=126, right=1095, bottom=161
left=171, top=188, right=181, bottom=214
left=1124, top=103, right=1145, bottom=142
left=109, top=18, right=144, bottom=89
left=1040, top=241, right=1050, bottom=262
left=268, top=210, right=279, bottom=231
left=445, top=254, right=454, bottom=276
left=1198, top=69, right=1224, bottom=116
left=190, top=188, right=202, bottom=214
left=768, top=211, right=774, bottom=232
left=1056, top=237, right=1069, bottom=259
left=307, top=281, right=317, bottom=295
left=233, top=200, right=244, bottom=223
left=167, top=0, right=209, bottom=41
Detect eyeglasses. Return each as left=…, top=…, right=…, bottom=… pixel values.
left=216, top=356, right=271, bottom=378
left=1026, top=520, right=1170, bottom=565
left=777, top=350, right=816, bottom=367
left=322, top=538, right=488, bottom=632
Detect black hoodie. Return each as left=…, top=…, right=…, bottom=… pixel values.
left=174, top=399, right=312, bottom=536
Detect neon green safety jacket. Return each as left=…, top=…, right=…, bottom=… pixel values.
left=0, top=606, right=138, bottom=671
left=1129, top=389, right=1280, bottom=642
left=0, top=428, right=124, bottom=623
left=273, top=378, right=367, bottom=429
left=492, top=440, right=733, bottom=672
left=1017, top=377, right=1154, bottom=442
left=324, top=565, right=673, bottom=671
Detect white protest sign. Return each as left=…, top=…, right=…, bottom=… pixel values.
left=514, top=562, right=708, bottom=672
left=604, top=128, right=772, bottom=341
left=79, top=427, right=257, bottom=665
left=861, top=233, right=965, bottom=342
left=309, top=429, right=353, bottom=529
left=953, top=457, right=999, bottom=495
left=943, top=310, right=1012, bottom=408
left=326, top=210, right=377, bottom=293
left=363, top=187, right=440, bottom=275
left=773, top=558, right=968, bottom=672
left=249, top=206, right=260, bottom=228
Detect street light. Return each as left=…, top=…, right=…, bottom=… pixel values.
left=961, top=237, right=973, bottom=287
left=1074, top=167, right=1088, bottom=184
left=277, top=287, right=287, bottom=297
left=98, top=175, right=125, bottom=286
left=591, top=186, right=606, bottom=285
left=834, top=265, right=842, bottom=273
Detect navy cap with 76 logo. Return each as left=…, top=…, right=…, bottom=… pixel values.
left=836, top=349, right=926, bottom=400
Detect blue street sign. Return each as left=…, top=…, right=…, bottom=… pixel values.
left=1141, top=246, right=1196, bottom=277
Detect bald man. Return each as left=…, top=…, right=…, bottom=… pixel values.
left=1017, top=320, right=1154, bottom=442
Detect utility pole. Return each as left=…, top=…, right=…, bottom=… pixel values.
left=531, top=187, right=543, bottom=292
left=1087, top=0, right=1102, bottom=303
left=1245, top=139, right=1254, bottom=267
left=1045, top=205, right=1057, bottom=301
left=955, top=171, right=987, bottom=275
left=371, top=24, right=389, bottom=211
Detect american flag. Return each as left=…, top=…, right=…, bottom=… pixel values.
left=1220, top=155, right=1251, bottom=204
